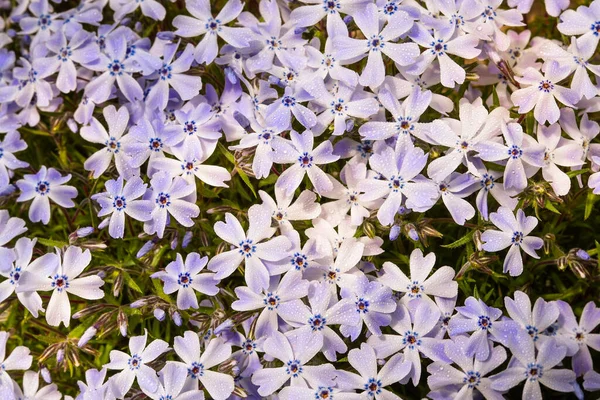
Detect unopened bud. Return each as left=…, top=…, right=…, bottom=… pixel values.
left=40, top=366, right=52, bottom=384
left=182, top=231, right=193, bottom=248
left=389, top=225, right=401, bottom=241
left=118, top=310, right=128, bottom=337
left=154, top=308, right=166, bottom=321
left=56, top=349, right=64, bottom=363
left=576, top=249, right=590, bottom=261
left=78, top=326, right=97, bottom=348
left=408, top=228, right=419, bottom=241
left=171, top=311, right=182, bottom=326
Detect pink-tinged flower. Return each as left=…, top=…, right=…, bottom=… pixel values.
left=0, top=210, right=27, bottom=271
left=559, top=108, right=600, bottom=164
left=104, top=329, right=170, bottom=397
left=251, top=330, right=336, bottom=397
left=278, top=280, right=359, bottom=361
left=490, top=334, right=576, bottom=399
left=91, top=176, right=153, bottom=239
left=448, top=297, right=518, bottom=361
left=428, top=173, right=478, bottom=225
left=359, top=86, right=432, bottom=145
left=381, top=248, right=458, bottom=306
left=340, top=274, right=396, bottom=339
left=13, top=371, right=61, bottom=400
left=535, top=123, right=584, bottom=196
left=75, top=368, right=111, bottom=400
left=359, top=142, right=437, bottom=226
left=469, top=160, right=518, bottom=221
left=172, top=332, right=234, bottom=400
left=257, top=188, right=321, bottom=232
left=539, top=38, right=600, bottom=101
left=80, top=105, right=138, bottom=180
left=16, top=166, right=78, bottom=225
left=17, top=246, right=104, bottom=327
left=481, top=207, right=543, bottom=276
left=173, top=0, right=251, bottom=65
left=143, top=171, right=200, bottom=238
left=333, top=3, right=418, bottom=88
left=0, top=238, right=55, bottom=318
left=557, top=0, right=600, bottom=52
left=368, top=301, right=449, bottom=385
left=146, top=42, right=203, bottom=110
left=407, top=24, right=481, bottom=88
left=0, top=331, right=32, bottom=389
left=555, top=300, right=600, bottom=377
left=504, top=291, right=560, bottom=348
left=274, top=130, right=339, bottom=196
left=207, top=207, right=291, bottom=291
left=427, top=336, right=507, bottom=400
left=588, top=156, right=600, bottom=194
left=84, top=34, right=143, bottom=103
left=508, top=0, right=569, bottom=17
left=113, top=0, right=166, bottom=21
left=231, top=270, right=309, bottom=338
left=511, top=61, right=580, bottom=125
left=335, top=343, right=411, bottom=399
left=474, top=0, right=525, bottom=51
left=151, top=252, right=220, bottom=310
left=44, top=30, right=100, bottom=93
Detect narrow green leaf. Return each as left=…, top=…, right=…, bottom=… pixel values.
left=544, top=199, right=561, bottom=214
left=236, top=167, right=257, bottom=198
left=442, top=232, right=473, bottom=249
left=585, top=191, right=597, bottom=220
left=36, top=238, right=68, bottom=248
left=123, top=271, right=143, bottom=294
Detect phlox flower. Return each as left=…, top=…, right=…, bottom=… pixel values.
left=231, top=270, right=309, bottom=338
left=143, top=363, right=205, bottom=399
left=207, top=207, right=291, bottom=291
left=333, top=3, right=419, bottom=88
left=80, top=105, right=137, bottom=180
left=428, top=173, right=478, bottom=225
left=407, top=24, right=481, bottom=88
left=278, top=280, right=360, bottom=361
left=251, top=330, right=336, bottom=397
left=145, top=42, right=203, bottom=111
left=173, top=0, right=251, bottom=65
left=151, top=252, right=220, bottom=310
left=3, top=57, right=55, bottom=109
left=380, top=248, right=458, bottom=306
left=468, top=159, right=518, bottom=220
left=511, top=61, right=580, bottom=125
left=274, top=130, right=339, bottom=196
left=84, top=34, right=143, bottom=103
left=44, top=30, right=100, bottom=94
left=170, top=102, right=222, bottom=160
left=336, top=343, right=411, bottom=400
left=359, top=142, right=437, bottom=226
left=265, top=86, right=318, bottom=130
left=302, top=37, right=359, bottom=88
left=263, top=229, right=329, bottom=275
left=481, top=206, right=544, bottom=276
left=508, top=0, right=569, bottom=17
left=18, top=0, right=63, bottom=46
left=75, top=368, right=112, bottom=400
left=112, top=0, right=166, bottom=21
left=474, top=0, right=525, bottom=51
left=340, top=274, right=396, bottom=339
left=257, top=188, right=322, bottom=232
left=91, top=176, right=153, bottom=239
left=427, top=336, right=507, bottom=400
left=123, top=117, right=181, bottom=173
left=504, top=290, right=560, bottom=347
left=498, top=122, right=545, bottom=192
left=143, top=171, right=200, bottom=238
left=0, top=331, right=32, bottom=389
left=104, top=329, right=170, bottom=398
left=0, top=210, right=27, bottom=271
left=491, top=335, right=576, bottom=399
left=535, top=122, right=585, bottom=196
left=555, top=300, right=600, bottom=377
left=368, top=301, right=449, bottom=385
left=16, top=166, right=78, bottom=225
left=287, top=0, right=364, bottom=36
left=13, top=371, right=61, bottom=400
left=559, top=108, right=600, bottom=165
left=557, top=0, right=600, bottom=52
left=172, top=332, right=234, bottom=399
left=584, top=371, right=600, bottom=391
left=448, top=296, right=517, bottom=361
left=0, top=238, right=56, bottom=318
left=17, top=246, right=104, bottom=327
left=305, top=216, right=385, bottom=256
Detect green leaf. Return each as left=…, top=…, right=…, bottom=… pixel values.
left=442, top=232, right=473, bottom=249
left=123, top=271, right=143, bottom=294
left=236, top=167, right=257, bottom=198
left=218, top=142, right=236, bottom=165
left=544, top=199, right=561, bottom=214
left=36, top=238, right=68, bottom=248
left=566, top=168, right=589, bottom=178
left=585, top=191, right=597, bottom=220
left=492, top=86, right=500, bottom=109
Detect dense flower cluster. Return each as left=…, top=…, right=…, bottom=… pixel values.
left=0, top=0, right=600, bottom=399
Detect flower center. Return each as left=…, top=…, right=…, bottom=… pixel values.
left=407, top=281, right=424, bottom=298
left=512, top=231, right=524, bottom=245
left=206, top=18, right=221, bottom=32
left=286, top=360, right=303, bottom=377
left=384, top=2, right=398, bottom=15
left=526, top=325, right=539, bottom=341
left=356, top=297, right=370, bottom=313
left=481, top=174, right=494, bottom=190
left=290, top=253, right=308, bottom=270
left=368, top=35, right=385, bottom=51
left=263, top=292, right=280, bottom=310
left=389, top=176, right=404, bottom=191
left=178, top=272, right=193, bottom=287
left=108, top=60, right=125, bottom=76
left=316, top=387, right=333, bottom=399
left=431, top=39, right=447, bottom=56
left=128, top=354, right=142, bottom=370
left=463, top=371, right=481, bottom=388
left=36, top=180, right=50, bottom=195
left=148, top=138, right=163, bottom=151
left=538, top=80, right=554, bottom=92
left=113, top=195, right=127, bottom=211
left=156, top=192, right=171, bottom=208
left=9, top=267, right=22, bottom=285
left=242, top=339, right=256, bottom=355
left=106, top=137, right=121, bottom=153
left=282, top=96, right=296, bottom=107
left=184, top=121, right=196, bottom=134
left=38, top=14, right=52, bottom=29
left=365, top=378, right=382, bottom=395
left=525, top=363, right=544, bottom=381
left=309, top=314, right=327, bottom=331
left=508, top=145, right=522, bottom=159
left=188, top=361, right=204, bottom=379
left=298, top=152, right=313, bottom=168
left=403, top=330, right=421, bottom=349
left=238, top=239, right=256, bottom=257
left=159, top=64, right=172, bottom=80
left=478, top=315, right=492, bottom=330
